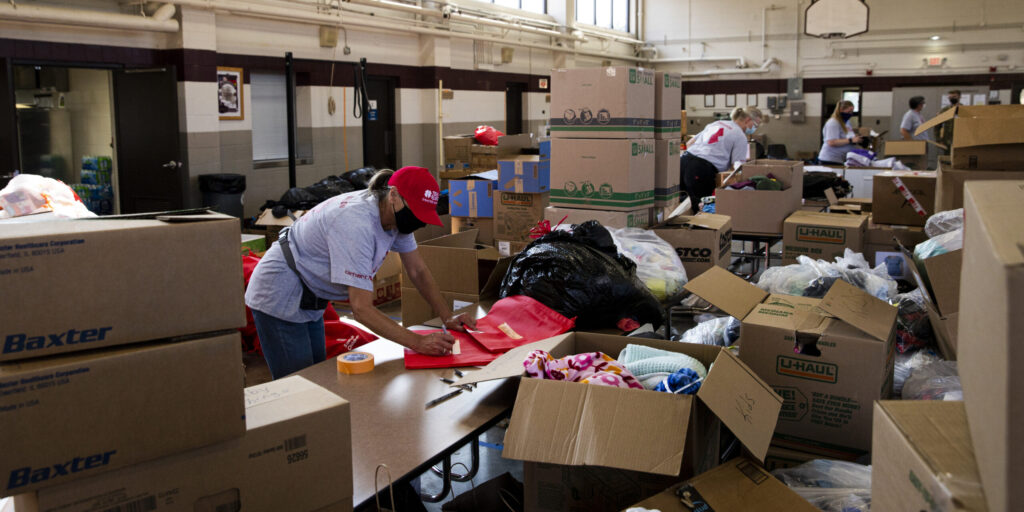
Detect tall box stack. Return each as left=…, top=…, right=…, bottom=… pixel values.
left=548, top=66, right=656, bottom=231
left=654, top=72, right=682, bottom=140
left=493, top=148, right=551, bottom=251
left=449, top=170, right=497, bottom=246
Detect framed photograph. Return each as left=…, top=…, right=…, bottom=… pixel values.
left=704, top=94, right=715, bottom=108
left=725, top=94, right=737, bottom=108
left=217, top=67, right=244, bottom=120
left=747, top=93, right=758, bottom=106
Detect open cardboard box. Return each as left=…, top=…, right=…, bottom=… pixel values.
left=684, top=267, right=897, bottom=453
left=455, top=332, right=782, bottom=477
left=916, top=104, right=1024, bottom=170
left=652, top=212, right=733, bottom=279
left=715, top=160, right=804, bottom=235
left=900, top=243, right=960, bottom=360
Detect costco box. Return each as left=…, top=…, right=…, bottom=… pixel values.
left=449, top=172, right=496, bottom=218
left=652, top=213, right=732, bottom=279
left=0, top=213, right=245, bottom=361
left=443, top=134, right=474, bottom=165
left=451, top=216, right=495, bottom=246
left=655, top=138, right=681, bottom=207
left=550, top=138, right=655, bottom=211
left=627, top=457, right=819, bottom=512
left=685, top=268, right=897, bottom=453
left=497, top=155, right=550, bottom=193
left=16, top=375, right=352, bottom=512
left=544, top=205, right=650, bottom=229
left=457, top=332, right=782, bottom=478
left=655, top=72, right=682, bottom=139
left=915, top=104, right=1024, bottom=170
left=958, top=180, right=1024, bottom=512
left=469, top=133, right=531, bottom=171
left=871, top=171, right=936, bottom=227
left=716, top=160, right=804, bottom=235
left=782, top=211, right=867, bottom=264
left=0, top=333, right=245, bottom=497
left=550, top=66, right=655, bottom=139
left=872, top=401, right=986, bottom=512
left=334, top=252, right=402, bottom=308
left=936, top=164, right=1024, bottom=211
left=494, top=192, right=548, bottom=242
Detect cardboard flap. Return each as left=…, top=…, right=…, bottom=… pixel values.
left=684, top=266, right=768, bottom=320
left=824, top=188, right=839, bottom=205
left=697, top=350, right=781, bottom=462
left=451, top=334, right=571, bottom=387
left=480, top=256, right=513, bottom=300
left=817, top=279, right=897, bottom=341
left=921, top=250, right=962, bottom=315
left=420, top=230, right=478, bottom=249
left=677, top=213, right=730, bottom=230
left=916, top=106, right=958, bottom=135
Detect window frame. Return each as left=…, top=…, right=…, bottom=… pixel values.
left=485, top=0, right=547, bottom=14
left=574, top=0, right=632, bottom=34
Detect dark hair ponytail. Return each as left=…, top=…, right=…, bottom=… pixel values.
left=366, top=168, right=395, bottom=201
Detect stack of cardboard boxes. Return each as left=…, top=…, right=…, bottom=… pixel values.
left=0, top=214, right=353, bottom=511
left=492, top=148, right=552, bottom=257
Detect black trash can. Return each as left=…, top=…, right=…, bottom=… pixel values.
left=199, top=173, right=246, bottom=218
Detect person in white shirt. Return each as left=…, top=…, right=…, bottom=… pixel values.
left=900, top=96, right=930, bottom=141
left=817, top=100, right=863, bottom=166
left=680, top=106, right=763, bottom=210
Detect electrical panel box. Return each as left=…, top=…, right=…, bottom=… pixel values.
left=787, top=77, right=804, bottom=99
left=790, top=101, right=806, bottom=123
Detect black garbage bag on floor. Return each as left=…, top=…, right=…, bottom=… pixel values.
left=307, top=176, right=355, bottom=202
left=341, top=166, right=377, bottom=190
left=276, top=187, right=321, bottom=211
left=499, top=221, right=665, bottom=329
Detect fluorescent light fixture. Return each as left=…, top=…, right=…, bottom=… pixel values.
left=930, top=35, right=941, bottom=40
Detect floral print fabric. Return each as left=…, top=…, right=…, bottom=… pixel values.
left=523, top=350, right=644, bottom=390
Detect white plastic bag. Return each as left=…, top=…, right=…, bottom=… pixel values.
left=772, top=460, right=872, bottom=512
left=924, top=208, right=964, bottom=238
left=680, top=314, right=741, bottom=347
left=902, top=360, right=962, bottom=401
left=609, top=227, right=689, bottom=301
left=0, top=174, right=96, bottom=219
left=757, top=248, right=897, bottom=301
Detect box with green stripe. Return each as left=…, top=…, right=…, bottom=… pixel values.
left=655, top=72, right=682, bottom=140
left=550, top=66, right=654, bottom=139
left=550, top=138, right=655, bottom=211
left=654, top=139, right=681, bottom=207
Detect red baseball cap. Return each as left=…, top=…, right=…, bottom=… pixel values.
left=388, top=166, right=443, bottom=226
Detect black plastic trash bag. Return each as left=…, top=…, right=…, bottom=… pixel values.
left=341, top=167, right=377, bottom=190
left=499, top=221, right=665, bottom=329
left=307, top=176, right=354, bottom=202
left=276, top=187, right=320, bottom=210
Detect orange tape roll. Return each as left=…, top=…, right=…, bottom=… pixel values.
left=337, top=351, right=374, bottom=374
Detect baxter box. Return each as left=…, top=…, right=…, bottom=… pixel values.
left=685, top=268, right=897, bottom=453
left=872, top=171, right=936, bottom=227
left=652, top=213, right=732, bottom=279
left=494, top=192, right=549, bottom=242
left=550, top=66, right=655, bottom=139
left=915, top=104, right=1024, bottom=170
left=451, top=216, right=495, bottom=246
left=16, top=376, right=352, bottom=512
left=871, top=401, right=986, bottom=512
left=449, top=172, right=496, bottom=218
left=550, top=138, right=655, bottom=211
left=655, top=139, right=681, bottom=207
left=936, top=163, right=1024, bottom=211
left=497, top=155, right=550, bottom=193
left=0, top=212, right=245, bottom=361
left=716, top=160, right=804, bottom=235
left=457, top=333, right=782, bottom=479
left=654, top=72, right=682, bottom=139
left=958, top=180, right=1024, bottom=512
left=544, top=205, right=650, bottom=229
left=0, top=333, right=245, bottom=497
left=782, top=211, right=867, bottom=265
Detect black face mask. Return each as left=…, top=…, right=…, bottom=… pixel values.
left=393, top=205, right=426, bottom=234
left=950, top=97, right=959, bottom=105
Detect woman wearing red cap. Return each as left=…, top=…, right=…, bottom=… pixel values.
left=245, top=166, right=476, bottom=379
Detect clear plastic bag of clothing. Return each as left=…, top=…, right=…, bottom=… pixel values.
left=902, top=360, right=962, bottom=401
left=914, top=228, right=963, bottom=262
left=771, top=460, right=872, bottom=512
left=894, top=348, right=942, bottom=396
left=679, top=314, right=741, bottom=347
left=608, top=227, right=689, bottom=301
left=757, top=249, right=897, bottom=301
left=499, top=221, right=665, bottom=330
left=925, top=208, right=964, bottom=238
left=891, top=289, right=935, bottom=353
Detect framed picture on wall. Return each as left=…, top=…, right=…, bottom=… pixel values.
left=725, top=94, right=737, bottom=108
left=747, top=93, right=758, bottom=106
left=217, top=67, right=244, bottom=120
left=704, top=94, right=715, bottom=108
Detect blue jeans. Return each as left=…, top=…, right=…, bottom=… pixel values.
left=251, top=309, right=326, bottom=379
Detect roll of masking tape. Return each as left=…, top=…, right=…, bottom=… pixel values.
left=337, top=351, right=374, bottom=374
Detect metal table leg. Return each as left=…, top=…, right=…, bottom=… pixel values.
left=430, top=437, right=480, bottom=482
left=419, top=455, right=452, bottom=503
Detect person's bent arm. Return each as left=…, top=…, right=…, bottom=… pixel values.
left=400, top=250, right=477, bottom=331
left=349, top=286, right=453, bottom=355
left=901, top=128, right=913, bottom=140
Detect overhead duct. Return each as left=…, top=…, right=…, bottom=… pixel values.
left=0, top=2, right=179, bottom=32
left=677, top=58, right=777, bottom=77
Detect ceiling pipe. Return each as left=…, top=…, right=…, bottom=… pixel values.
left=651, top=55, right=747, bottom=67
left=0, top=2, right=179, bottom=32
left=677, top=57, right=777, bottom=77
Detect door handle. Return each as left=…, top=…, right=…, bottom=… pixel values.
left=162, top=160, right=182, bottom=169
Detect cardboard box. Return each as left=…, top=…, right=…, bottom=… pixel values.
left=494, top=191, right=549, bottom=242
left=544, top=205, right=650, bottom=229
left=449, top=172, right=496, bottom=218
left=457, top=332, right=782, bottom=478
left=523, top=461, right=683, bottom=512
left=871, top=171, right=936, bottom=227
left=438, top=166, right=472, bottom=191
left=685, top=267, right=897, bottom=453
left=936, top=164, right=1024, bottom=211
left=782, top=211, right=867, bottom=264
left=863, top=217, right=928, bottom=265
left=550, top=138, right=655, bottom=211
left=0, top=333, right=245, bottom=496
left=958, top=180, right=1024, bottom=512
left=0, top=213, right=245, bottom=361
left=255, top=208, right=305, bottom=227
left=413, top=214, right=452, bottom=243
left=550, top=66, right=655, bottom=139
left=469, top=134, right=531, bottom=171
left=443, top=134, right=474, bottom=165
left=903, top=244, right=961, bottom=359
left=652, top=213, right=732, bottom=279
left=680, top=110, right=687, bottom=136
left=716, top=160, right=804, bottom=235
left=655, top=138, right=681, bottom=207
left=334, top=252, right=402, bottom=308
left=496, top=155, right=550, bottom=194
left=627, top=457, right=819, bottom=512
left=915, top=104, right=1024, bottom=170
left=655, top=72, right=682, bottom=139
left=883, top=139, right=944, bottom=169
left=16, top=376, right=352, bottom=512
left=495, top=239, right=531, bottom=258
left=400, top=231, right=504, bottom=326
left=871, top=401, right=986, bottom=512
left=539, top=139, right=550, bottom=160
left=838, top=197, right=872, bottom=212
left=451, top=216, right=495, bottom=246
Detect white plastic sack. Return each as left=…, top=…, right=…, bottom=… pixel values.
left=757, top=248, right=897, bottom=301
left=609, top=227, right=689, bottom=301
left=0, top=174, right=96, bottom=219
left=924, top=208, right=964, bottom=238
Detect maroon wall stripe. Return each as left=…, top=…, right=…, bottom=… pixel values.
left=681, top=73, right=1024, bottom=95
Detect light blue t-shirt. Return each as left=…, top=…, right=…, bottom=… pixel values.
left=900, top=109, right=931, bottom=141
left=245, top=190, right=417, bottom=323
left=818, top=118, right=856, bottom=163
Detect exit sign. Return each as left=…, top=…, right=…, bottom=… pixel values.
left=927, top=56, right=944, bottom=67
left=539, top=78, right=549, bottom=89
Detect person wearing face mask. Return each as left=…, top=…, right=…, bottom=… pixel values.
left=680, top=106, right=763, bottom=212
left=900, top=96, right=931, bottom=141
left=817, top=100, right=863, bottom=166
left=935, top=90, right=961, bottom=155
left=245, top=166, right=475, bottom=379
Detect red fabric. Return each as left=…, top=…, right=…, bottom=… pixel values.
left=403, top=330, right=501, bottom=369
left=473, top=125, right=504, bottom=146
left=468, top=295, right=576, bottom=353
left=240, top=250, right=377, bottom=357
left=389, top=166, right=442, bottom=226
